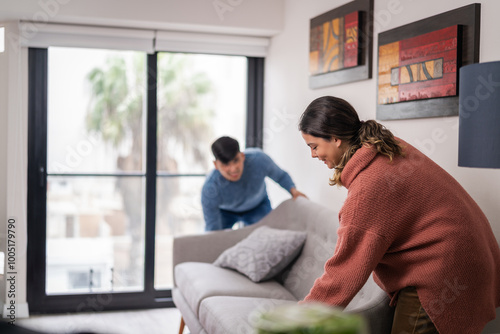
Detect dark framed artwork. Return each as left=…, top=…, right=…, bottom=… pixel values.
left=309, top=0, right=374, bottom=89
left=376, top=3, right=480, bottom=120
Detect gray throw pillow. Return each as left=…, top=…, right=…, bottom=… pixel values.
left=213, top=226, right=307, bottom=282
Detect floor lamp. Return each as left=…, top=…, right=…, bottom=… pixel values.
left=458, top=61, right=500, bottom=168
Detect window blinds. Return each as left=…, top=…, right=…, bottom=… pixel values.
left=155, top=30, right=268, bottom=57
left=18, top=22, right=269, bottom=56
left=19, top=22, right=155, bottom=52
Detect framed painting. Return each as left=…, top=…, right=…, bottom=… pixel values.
left=309, top=0, right=373, bottom=89
left=376, top=4, right=480, bottom=120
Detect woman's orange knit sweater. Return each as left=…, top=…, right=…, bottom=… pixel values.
left=303, top=139, right=500, bottom=334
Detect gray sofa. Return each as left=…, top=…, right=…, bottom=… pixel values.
left=172, top=197, right=394, bottom=334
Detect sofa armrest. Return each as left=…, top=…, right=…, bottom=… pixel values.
left=173, top=227, right=256, bottom=270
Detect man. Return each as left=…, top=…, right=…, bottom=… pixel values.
left=201, top=136, right=306, bottom=231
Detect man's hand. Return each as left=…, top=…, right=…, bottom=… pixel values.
left=290, top=187, right=307, bottom=200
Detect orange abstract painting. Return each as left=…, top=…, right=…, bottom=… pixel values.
left=310, top=11, right=359, bottom=76
left=378, top=25, right=459, bottom=104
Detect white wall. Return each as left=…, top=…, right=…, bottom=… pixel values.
left=264, top=0, right=500, bottom=246
left=0, top=24, right=8, bottom=310
left=0, top=21, right=29, bottom=319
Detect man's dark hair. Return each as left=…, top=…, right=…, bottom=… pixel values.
left=211, top=136, right=240, bottom=164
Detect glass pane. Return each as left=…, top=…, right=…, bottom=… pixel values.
left=154, top=177, right=205, bottom=289
left=46, top=176, right=145, bottom=294
left=47, top=47, right=146, bottom=174
left=157, top=53, right=247, bottom=174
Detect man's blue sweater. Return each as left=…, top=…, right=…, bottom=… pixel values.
left=201, top=148, right=295, bottom=231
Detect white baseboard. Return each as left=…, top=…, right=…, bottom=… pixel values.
left=2, top=302, right=29, bottom=320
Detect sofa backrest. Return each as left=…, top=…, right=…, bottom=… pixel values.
left=256, top=197, right=339, bottom=300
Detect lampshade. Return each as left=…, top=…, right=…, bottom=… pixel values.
left=458, top=61, right=500, bottom=168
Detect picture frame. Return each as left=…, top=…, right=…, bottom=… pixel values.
left=309, top=0, right=374, bottom=89
left=376, top=3, right=481, bottom=120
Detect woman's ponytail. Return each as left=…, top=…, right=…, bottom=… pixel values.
left=358, top=120, right=404, bottom=161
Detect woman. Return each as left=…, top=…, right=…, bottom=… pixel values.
left=299, top=96, right=500, bottom=334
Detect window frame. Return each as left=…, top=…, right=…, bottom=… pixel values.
left=27, top=49, right=264, bottom=313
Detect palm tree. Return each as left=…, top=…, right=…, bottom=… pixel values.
left=85, top=52, right=214, bottom=289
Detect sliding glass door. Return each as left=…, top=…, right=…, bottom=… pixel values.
left=154, top=53, right=247, bottom=289
left=46, top=48, right=147, bottom=295
left=28, top=46, right=261, bottom=312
